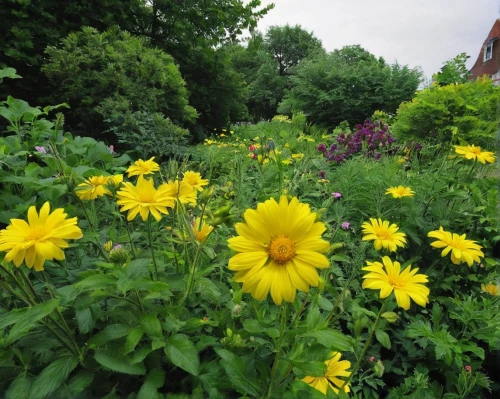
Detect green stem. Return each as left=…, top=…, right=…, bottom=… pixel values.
left=19, top=268, right=41, bottom=302
left=124, top=218, right=137, bottom=259
left=341, top=300, right=387, bottom=389
left=76, top=197, right=109, bottom=261
left=267, top=304, right=287, bottom=398
left=147, top=215, right=158, bottom=280
left=291, top=293, right=309, bottom=326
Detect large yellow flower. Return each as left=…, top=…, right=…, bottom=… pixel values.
left=361, top=218, right=407, bottom=252
left=75, top=175, right=123, bottom=200
left=0, top=202, right=83, bottom=271
left=385, top=186, right=415, bottom=198
left=182, top=171, right=209, bottom=192
left=116, top=175, right=174, bottom=221
left=227, top=196, right=330, bottom=305
left=362, top=256, right=429, bottom=310
left=126, top=157, right=160, bottom=177
left=454, top=145, right=495, bottom=164
left=481, top=283, right=499, bottom=296
left=301, top=352, right=351, bottom=395
left=164, top=180, right=197, bottom=205
left=427, top=227, right=484, bottom=267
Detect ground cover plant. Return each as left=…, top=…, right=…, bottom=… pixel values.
left=0, top=61, right=499, bottom=399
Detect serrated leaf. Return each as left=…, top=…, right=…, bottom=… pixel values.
left=94, top=352, right=146, bottom=375
left=74, top=274, right=117, bottom=291
left=87, top=324, right=131, bottom=347
left=29, top=355, right=79, bottom=399
left=66, top=370, right=94, bottom=395
left=242, top=319, right=264, bottom=334
left=5, top=374, right=31, bottom=399
left=75, top=308, right=94, bottom=334
left=137, top=369, right=165, bottom=399
left=124, top=328, right=144, bottom=354
left=140, top=314, right=163, bottom=338
left=375, top=329, right=391, bottom=349
left=164, top=334, right=200, bottom=376
left=214, top=348, right=261, bottom=397
left=6, top=299, right=60, bottom=345
left=301, top=330, right=353, bottom=351
left=291, top=360, right=327, bottom=377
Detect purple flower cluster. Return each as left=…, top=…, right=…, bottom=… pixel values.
left=322, top=120, right=395, bottom=164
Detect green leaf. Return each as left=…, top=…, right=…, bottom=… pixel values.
left=5, top=374, right=31, bottom=399
left=94, top=351, right=146, bottom=375
left=137, top=369, right=165, bottom=399
left=291, top=360, right=327, bottom=377
left=214, top=348, right=261, bottom=397
left=29, top=355, right=79, bottom=399
left=301, top=330, right=353, bottom=351
left=6, top=299, right=60, bottom=345
left=74, top=274, right=117, bottom=291
left=65, top=370, right=94, bottom=395
left=375, top=329, right=391, bottom=349
left=87, top=324, right=131, bottom=348
left=0, top=67, right=21, bottom=80
left=124, top=328, right=144, bottom=354
left=140, top=314, right=163, bottom=339
left=164, top=334, right=200, bottom=376
left=75, top=308, right=94, bottom=334
left=243, top=319, right=264, bottom=334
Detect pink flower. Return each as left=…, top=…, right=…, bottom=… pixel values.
left=465, top=365, right=471, bottom=372
left=341, top=222, right=350, bottom=230
left=332, top=192, right=342, bottom=199
left=109, top=145, right=115, bottom=154
left=369, top=356, right=375, bottom=362
left=35, top=146, right=47, bottom=154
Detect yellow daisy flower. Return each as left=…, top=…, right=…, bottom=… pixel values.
left=362, top=256, right=429, bottom=310
left=227, top=196, right=330, bottom=305
left=427, top=227, right=484, bottom=267
left=182, top=171, right=209, bottom=192
left=126, top=157, right=160, bottom=177
left=481, top=283, right=499, bottom=296
left=0, top=202, right=83, bottom=271
left=361, top=218, right=407, bottom=252
left=301, top=352, right=351, bottom=395
left=385, top=186, right=415, bottom=198
left=164, top=180, right=197, bottom=205
left=191, top=217, right=214, bottom=243
left=454, top=145, right=496, bottom=164
left=116, top=175, right=174, bottom=221
left=75, top=175, right=123, bottom=200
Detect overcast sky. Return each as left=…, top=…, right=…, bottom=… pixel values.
left=251, top=0, right=499, bottom=78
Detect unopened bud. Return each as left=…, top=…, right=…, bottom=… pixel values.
left=318, top=277, right=325, bottom=292
left=374, top=360, right=384, bottom=377
left=109, top=246, right=129, bottom=264
left=381, top=312, right=399, bottom=323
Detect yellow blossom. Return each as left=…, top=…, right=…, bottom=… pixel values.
left=126, top=157, right=160, bottom=177
left=481, top=283, right=499, bottom=296
left=301, top=352, right=351, bottom=395
left=428, top=227, right=484, bottom=266
left=385, top=186, right=415, bottom=198
left=362, top=218, right=407, bottom=252
left=454, top=145, right=495, bottom=164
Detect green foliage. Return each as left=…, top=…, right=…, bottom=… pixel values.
left=433, top=53, right=470, bottom=86
left=393, top=78, right=500, bottom=147
left=279, top=45, right=422, bottom=129
left=42, top=27, right=196, bottom=137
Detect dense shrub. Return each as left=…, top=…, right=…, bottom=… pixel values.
left=42, top=27, right=197, bottom=138
left=393, top=78, right=500, bottom=148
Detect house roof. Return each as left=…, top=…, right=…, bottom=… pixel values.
left=469, top=19, right=500, bottom=79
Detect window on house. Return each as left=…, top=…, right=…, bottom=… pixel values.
left=484, top=43, right=493, bottom=61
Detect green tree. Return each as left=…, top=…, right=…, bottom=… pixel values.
left=433, top=53, right=470, bottom=86
left=42, top=27, right=196, bottom=138
left=279, top=45, right=422, bottom=129
left=0, top=0, right=144, bottom=102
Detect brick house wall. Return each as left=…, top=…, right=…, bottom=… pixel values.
left=469, top=19, right=500, bottom=85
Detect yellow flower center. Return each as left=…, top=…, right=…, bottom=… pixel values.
left=268, top=235, right=296, bottom=263
left=470, top=147, right=481, bottom=155
left=397, top=188, right=405, bottom=195
left=388, top=277, right=403, bottom=288
left=26, top=226, right=47, bottom=242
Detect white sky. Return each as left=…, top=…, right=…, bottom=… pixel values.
left=251, top=0, right=499, bottom=78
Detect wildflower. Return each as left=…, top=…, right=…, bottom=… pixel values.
left=317, top=143, right=327, bottom=153
left=481, top=283, right=499, bottom=296
left=292, top=153, right=304, bottom=160
left=75, top=175, right=123, bottom=200
left=385, top=186, right=415, bottom=199
left=103, top=240, right=113, bottom=252
left=301, top=352, right=351, bottom=395
left=362, top=256, right=429, bottom=310
left=427, top=227, right=484, bottom=267
left=35, top=146, right=47, bottom=154
left=126, top=157, right=160, bottom=178
left=0, top=202, right=83, bottom=271
left=361, top=218, right=406, bottom=252
left=116, top=175, right=175, bottom=221
left=332, top=192, right=342, bottom=199
left=182, top=171, right=209, bottom=192
left=454, top=145, right=495, bottom=164
left=164, top=180, right=197, bottom=205
left=341, top=222, right=350, bottom=230
left=191, top=217, right=214, bottom=243
left=227, top=196, right=329, bottom=305
left=465, top=365, right=472, bottom=372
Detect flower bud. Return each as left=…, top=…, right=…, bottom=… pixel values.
left=103, top=240, right=113, bottom=252
left=109, top=245, right=129, bottom=264
left=381, top=312, right=399, bottom=323
left=374, top=359, right=384, bottom=377
left=318, top=277, right=325, bottom=292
